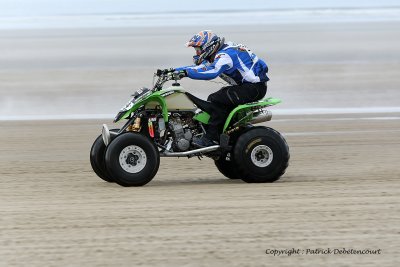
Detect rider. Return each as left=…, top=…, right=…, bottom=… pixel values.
left=174, top=30, right=269, bottom=147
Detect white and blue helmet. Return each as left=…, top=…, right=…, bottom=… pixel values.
left=186, top=30, right=224, bottom=65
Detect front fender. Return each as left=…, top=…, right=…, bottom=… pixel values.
left=115, top=94, right=169, bottom=123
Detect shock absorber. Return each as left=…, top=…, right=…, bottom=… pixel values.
left=148, top=119, right=155, bottom=138
left=127, top=117, right=142, bottom=132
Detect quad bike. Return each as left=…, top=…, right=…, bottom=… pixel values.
left=90, top=69, right=289, bottom=186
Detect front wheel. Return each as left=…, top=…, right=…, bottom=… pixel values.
left=90, top=135, right=113, bottom=182
left=90, top=129, right=119, bottom=182
left=233, top=127, right=289, bottom=183
left=105, top=132, right=160, bottom=186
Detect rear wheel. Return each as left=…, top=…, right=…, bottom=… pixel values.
left=105, top=132, right=160, bottom=186
left=234, top=127, right=289, bottom=183
left=214, top=154, right=241, bottom=179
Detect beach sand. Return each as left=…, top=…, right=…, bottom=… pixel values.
left=1, top=21, right=400, bottom=266
left=1, top=116, right=399, bottom=266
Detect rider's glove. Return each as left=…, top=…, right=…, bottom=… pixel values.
left=167, top=72, right=175, bottom=80
left=167, top=70, right=187, bottom=80
left=175, top=70, right=187, bottom=79
left=156, top=68, right=175, bottom=76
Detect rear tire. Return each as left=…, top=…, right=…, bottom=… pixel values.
left=105, top=132, right=160, bottom=187
left=233, top=127, right=289, bottom=183
left=214, top=154, right=241, bottom=179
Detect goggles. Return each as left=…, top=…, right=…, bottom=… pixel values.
left=194, top=46, right=202, bottom=56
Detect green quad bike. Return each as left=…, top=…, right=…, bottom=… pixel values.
left=90, top=69, right=289, bottom=186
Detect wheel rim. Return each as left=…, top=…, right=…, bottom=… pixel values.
left=119, top=145, right=147, bottom=173
left=250, top=145, right=273, bottom=167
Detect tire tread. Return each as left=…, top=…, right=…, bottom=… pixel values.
left=233, top=126, right=289, bottom=183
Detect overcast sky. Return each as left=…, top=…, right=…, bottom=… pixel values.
left=1, top=0, right=399, bottom=16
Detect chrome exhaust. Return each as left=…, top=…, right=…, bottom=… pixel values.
left=249, top=110, right=272, bottom=124
left=161, top=145, right=220, bottom=157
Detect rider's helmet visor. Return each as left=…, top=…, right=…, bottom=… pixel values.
left=194, top=46, right=202, bottom=56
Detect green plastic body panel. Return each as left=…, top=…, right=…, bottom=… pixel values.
left=193, top=112, right=210, bottom=124
left=222, top=97, right=282, bottom=132
left=119, top=94, right=167, bottom=122
left=116, top=86, right=281, bottom=132
left=116, top=88, right=187, bottom=123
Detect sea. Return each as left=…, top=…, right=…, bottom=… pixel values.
left=1, top=0, right=400, bottom=120
left=1, top=0, right=400, bottom=29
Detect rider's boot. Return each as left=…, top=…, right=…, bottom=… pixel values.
left=192, top=135, right=218, bottom=147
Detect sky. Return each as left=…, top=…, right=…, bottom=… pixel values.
left=1, top=0, right=400, bottom=17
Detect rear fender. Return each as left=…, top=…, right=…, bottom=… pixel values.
left=222, top=97, right=281, bottom=132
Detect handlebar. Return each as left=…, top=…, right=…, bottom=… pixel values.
left=153, top=68, right=178, bottom=90
left=156, top=68, right=175, bottom=77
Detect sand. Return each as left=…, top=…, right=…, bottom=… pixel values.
left=1, top=115, right=399, bottom=266
left=1, top=21, right=400, bottom=266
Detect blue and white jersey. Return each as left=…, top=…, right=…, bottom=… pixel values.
left=176, top=41, right=269, bottom=85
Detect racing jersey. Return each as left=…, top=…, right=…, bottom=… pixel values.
left=176, top=41, right=269, bottom=85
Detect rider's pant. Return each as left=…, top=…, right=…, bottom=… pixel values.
left=206, top=82, right=267, bottom=141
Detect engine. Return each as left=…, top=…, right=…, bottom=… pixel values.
left=169, top=114, right=193, bottom=152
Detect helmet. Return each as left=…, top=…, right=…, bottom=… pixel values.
left=186, top=30, right=224, bottom=65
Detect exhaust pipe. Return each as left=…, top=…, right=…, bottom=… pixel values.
left=161, top=145, right=220, bottom=157
left=249, top=110, right=272, bottom=124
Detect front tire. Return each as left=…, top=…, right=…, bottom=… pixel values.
left=90, top=135, right=113, bottom=182
left=234, top=127, right=289, bottom=183
left=105, top=132, right=160, bottom=187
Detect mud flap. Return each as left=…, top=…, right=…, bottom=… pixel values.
left=219, top=133, right=231, bottom=151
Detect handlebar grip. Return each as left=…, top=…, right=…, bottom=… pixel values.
left=156, top=68, right=176, bottom=76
